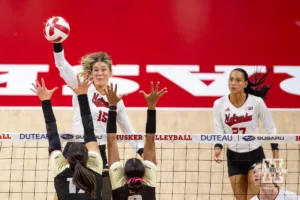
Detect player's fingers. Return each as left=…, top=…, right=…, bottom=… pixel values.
left=103, top=87, right=108, bottom=95
left=30, top=88, right=38, bottom=95
left=83, top=76, right=87, bottom=83
left=158, top=90, right=168, bottom=98
left=214, top=158, right=221, bottom=163
left=67, top=85, right=75, bottom=91
left=84, top=74, right=89, bottom=82
left=157, top=88, right=167, bottom=96
left=139, top=90, right=147, bottom=98
left=31, top=83, right=38, bottom=90
left=119, top=93, right=127, bottom=98
left=118, top=94, right=125, bottom=100
left=76, top=74, right=81, bottom=84
left=150, top=82, right=154, bottom=93
left=41, top=78, right=46, bottom=89
left=114, top=83, right=118, bottom=94
left=36, top=79, right=41, bottom=88
left=155, top=82, right=160, bottom=93
left=51, top=87, right=58, bottom=93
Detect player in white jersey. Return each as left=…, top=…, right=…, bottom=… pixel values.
left=213, top=68, right=279, bottom=200
left=51, top=43, right=144, bottom=200
left=251, top=162, right=300, bottom=200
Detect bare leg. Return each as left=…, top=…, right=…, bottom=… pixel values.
left=229, top=174, right=248, bottom=200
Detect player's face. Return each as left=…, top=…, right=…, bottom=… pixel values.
left=92, top=62, right=112, bottom=87
left=228, top=71, right=248, bottom=94
left=253, top=164, right=266, bottom=185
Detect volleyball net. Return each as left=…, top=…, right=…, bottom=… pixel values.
left=1, top=133, right=300, bottom=200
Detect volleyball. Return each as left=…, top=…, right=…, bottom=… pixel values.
left=44, top=16, right=70, bottom=43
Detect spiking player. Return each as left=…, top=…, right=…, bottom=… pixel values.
left=106, top=82, right=167, bottom=200
left=213, top=68, right=279, bottom=200
left=50, top=42, right=144, bottom=199
left=31, top=77, right=103, bottom=200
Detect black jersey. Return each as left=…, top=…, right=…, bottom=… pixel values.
left=55, top=168, right=103, bottom=200
left=112, top=185, right=156, bottom=200
left=109, top=161, right=157, bottom=200
left=50, top=151, right=103, bottom=200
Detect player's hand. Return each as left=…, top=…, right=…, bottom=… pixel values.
left=68, top=74, right=92, bottom=95
left=139, top=82, right=167, bottom=110
left=104, top=83, right=125, bottom=106
left=214, top=147, right=222, bottom=163
left=31, top=78, right=58, bottom=101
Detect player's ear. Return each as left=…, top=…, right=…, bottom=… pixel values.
left=244, top=80, right=248, bottom=88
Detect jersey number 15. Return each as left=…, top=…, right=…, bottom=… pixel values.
left=97, top=110, right=108, bottom=123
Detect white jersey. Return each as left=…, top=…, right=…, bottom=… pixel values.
left=251, top=189, right=300, bottom=200
left=54, top=50, right=143, bottom=151
left=213, top=94, right=276, bottom=153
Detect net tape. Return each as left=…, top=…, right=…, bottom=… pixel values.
left=0, top=133, right=299, bottom=143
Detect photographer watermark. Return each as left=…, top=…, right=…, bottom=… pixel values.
left=260, top=158, right=288, bottom=184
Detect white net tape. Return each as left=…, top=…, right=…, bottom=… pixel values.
left=0, top=133, right=298, bottom=143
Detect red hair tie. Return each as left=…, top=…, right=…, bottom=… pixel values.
left=126, top=177, right=144, bottom=184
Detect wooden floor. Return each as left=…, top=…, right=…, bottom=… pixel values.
left=0, top=109, right=299, bottom=200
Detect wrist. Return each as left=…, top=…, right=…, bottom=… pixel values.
left=41, top=98, right=50, bottom=101
left=77, top=94, right=88, bottom=99
left=109, top=106, right=117, bottom=111
left=41, top=99, right=51, bottom=103
left=148, top=104, right=156, bottom=110
left=77, top=92, right=87, bottom=95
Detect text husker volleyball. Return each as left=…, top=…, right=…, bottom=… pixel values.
left=116, top=135, right=193, bottom=141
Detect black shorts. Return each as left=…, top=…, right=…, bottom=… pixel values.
left=227, top=146, right=265, bottom=177
left=62, top=142, right=109, bottom=176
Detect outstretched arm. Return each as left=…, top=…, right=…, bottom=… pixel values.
left=53, top=43, right=78, bottom=87
left=31, top=79, right=59, bottom=158
left=107, top=106, right=120, bottom=166
left=143, top=109, right=156, bottom=164
left=67, top=75, right=100, bottom=153
left=140, top=82, right=167, bottom=165
left=104, top=84, right=126, bottom=167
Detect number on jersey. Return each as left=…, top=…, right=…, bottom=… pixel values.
left=232, top=127, right=246, bottom=134
left=97, top=110, right=108, bottom=122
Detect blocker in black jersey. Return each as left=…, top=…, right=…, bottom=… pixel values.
left=110, top=161, right=157, bottom=200
left=51, top=151, right=103, bottom=200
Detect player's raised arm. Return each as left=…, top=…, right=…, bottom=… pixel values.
left=140, top=82, right=167, bottom=164
left=104, top=84, right=125, bottom=166
left=53, top=43, right=78, bottom=87
left=67, top=75, right=100, bottom=153
left=31, top=78, right=59, bottom=158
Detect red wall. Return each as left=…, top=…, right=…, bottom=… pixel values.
left=0, top=0, right=299, bottom=108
